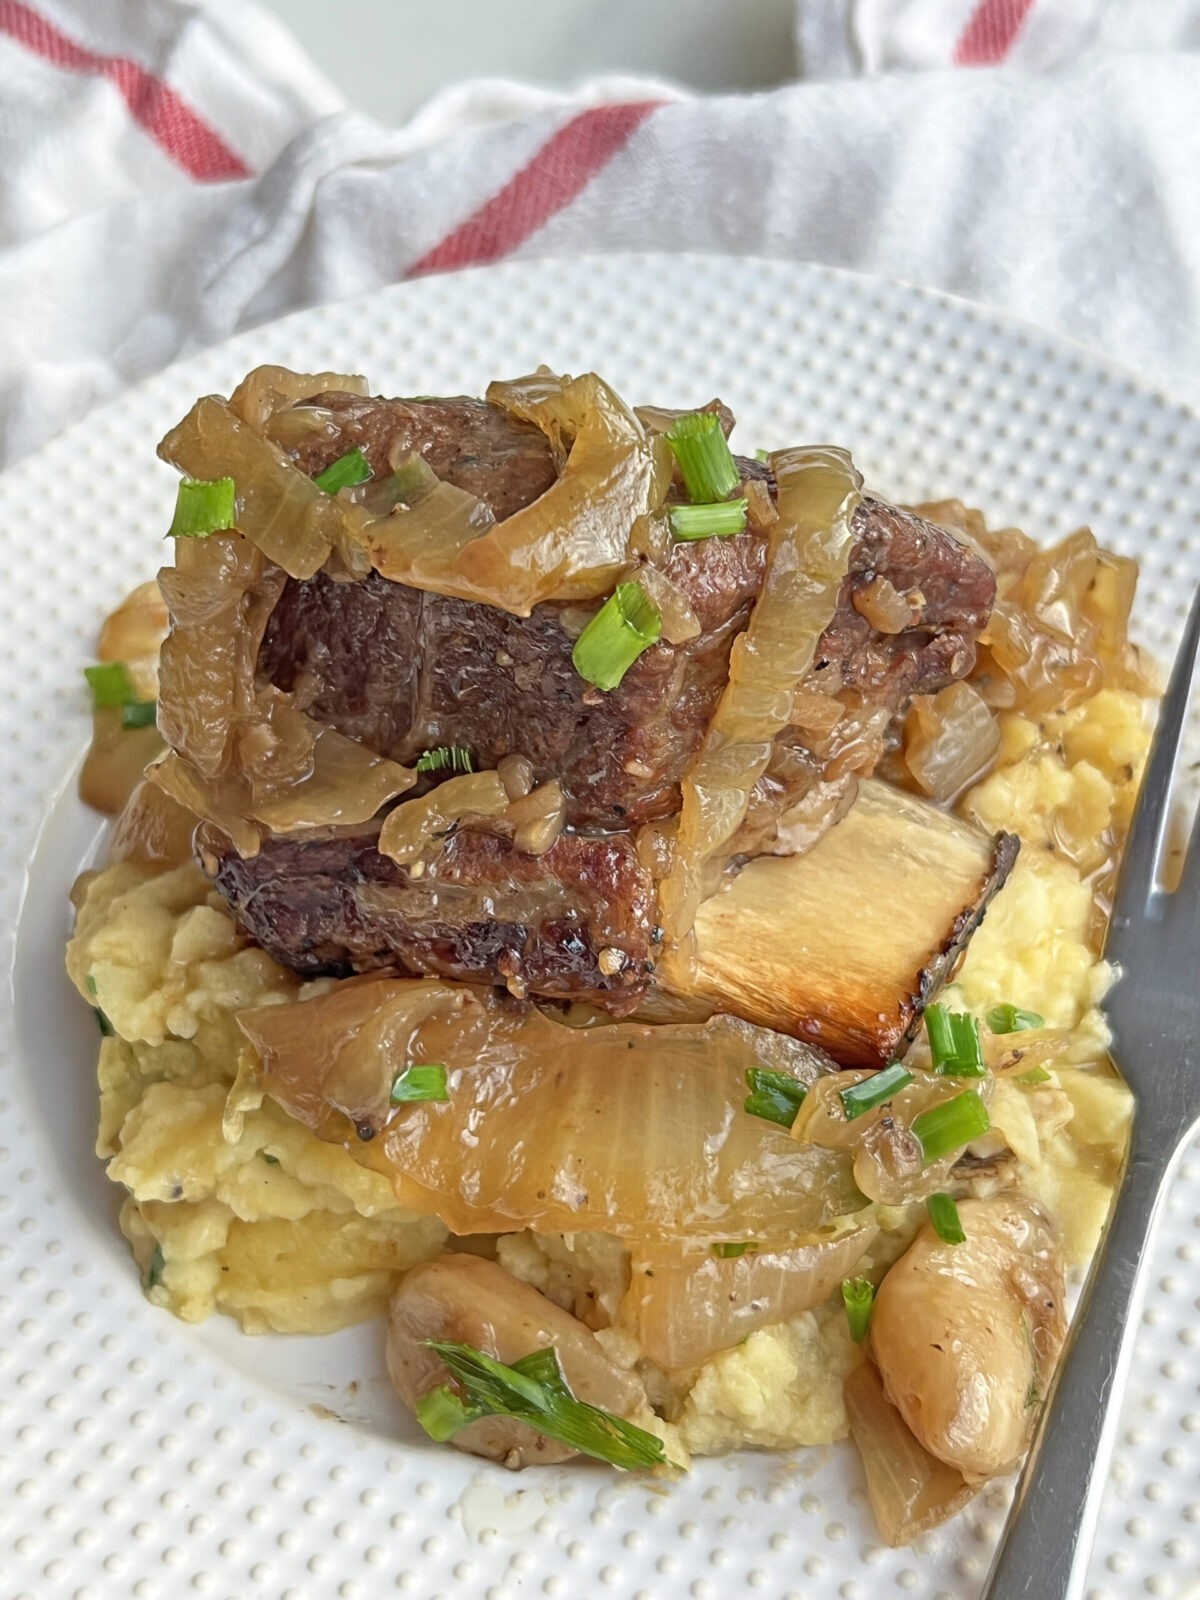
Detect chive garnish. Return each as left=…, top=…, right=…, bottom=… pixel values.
left=986, top=1004, right=1046, bottom=1035
left=84, top=662, right=135, bottom=709
left=415, top=746, right=474, bottom=776
left=93, top=1007, right=115, bottom=1037
left=418, top=1341, right=677, bottom=1470
left=925, top=1003, right=986, bottom=1078
left=842, top=1277, right=875, bottom=1343
left=911, top=1090, right=991, bottom=1164
left=146, top=1244, right=166, bottom=1289
left=168, top=476, right=236, bottom=538
left=839, top=1063, right=914, bottom=1121
left=389, top=1064, right=449, bottom=1104
left=743, top=1067, right=807, bottom=1130
left=1014, top=1065, right=1052, bottom=1086
left=926, top=1193, right=966, bottom=1244
left=121, top=700, right=157, bottom=730
left=669, top=501, right=748, bottom=542
left=665, top=413, right=740, bottom=503
left=313, top=447, right=373, bottom=494
left=711, top=1241, right=758, bottom=1259
left=571, top=583, right=662, bottom=692
left=261, top=1153, right=280, bottom=1166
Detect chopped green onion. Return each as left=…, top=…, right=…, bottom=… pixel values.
left=669, top=500, right=748, bottom=542
left=925, top=1003, right=986, bottom=1078
left=85, top=974, right=98, bottom=996
left=93, top=1007, right=115, bottom=1037
left=711, top=1241, right=758, bottom=1259
left=986, top=1004, right=1046, bottom=1035
left=168, top=476, right=236, bottom=538
left=313, top=447, right=373, bottom=494
left=421, top=1340, right=676, bottom=1471
left=911, top=1090, right=991, bottom=1164
left=842, top=1277, right=875, bottom=1343
left=416, top=1383, right=483, bottom=1441
left=839, top=1063, right=914, bottom=1121
left=84, top=662, right=134, bottom=709
left=415, top=745, right=474, bottom=776
left=146, top=1244, right=166, bottom=1290
left=261, top=1153, right=280, bottom=1166
left=926, top=1193, right=966, bottom=1244
left=390, top=1063, right=449, bottom=1104
left=121, top=700, right=157, bottom=730
left=1014, top=1065, right=1052, bottom=1086
left=571, top=582, right=662, bottom=692
left=754, top=448, right=771, bottom=462
left=665, top=412, right=740, bottom=503
left=743, top=1067, right=807, bottom=1130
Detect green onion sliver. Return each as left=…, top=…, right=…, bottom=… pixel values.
left=669, top=500, right=747, bottom=542
left=911, top=1090, right=991, bottom=1164
left=571, top=583, right=662, bottom=692
left=146, top=1244, right=166, bottom=1290
left=313, top=447, right=373, bottom=494
left=1014, top=1065, right=1052, bottom=1086
left=743, top=1067, right=807, bottom=1130
left=986, top=1003, right=1046, bottom=1035
left=926, top=1193, right=966, bottom=1245
left=665, top=412, right=740, bottom=503
left=415, top=745, right=474, bottom=775
left=390, top=1064, right=449, bottom=1104
left=420, top=1340, right=676, bottom=1470
left=842, top=1277, right=875, bottom=1343
left=84, top=662, right=134, bottom=710
left=168, top=476, right=236, bottom=538
left=121, top=700, right=157, bottom=730
left=839, top=1063, right=914, bottom=1121
left=711, top=1241, right=758, bottom=1260
left=925, top=1003, right=986, bottom=1078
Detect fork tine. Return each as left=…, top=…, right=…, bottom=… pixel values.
left=1109, top=582, right=1200, bottom=934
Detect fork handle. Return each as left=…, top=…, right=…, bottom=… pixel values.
left=982, top=1131, right=1177, bottom=1600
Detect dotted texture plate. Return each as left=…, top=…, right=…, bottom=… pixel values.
left=2, top=256, right=1198, bottom=1600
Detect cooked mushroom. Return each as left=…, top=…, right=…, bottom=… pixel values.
left=387, top=1254, right=648, bottom=1468
left=869, top=1196, right=1066, bottom=1478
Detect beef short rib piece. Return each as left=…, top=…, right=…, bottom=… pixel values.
left=210, top=823, right=657, bottom=1012
left=259, top=395, right=996, bottom=830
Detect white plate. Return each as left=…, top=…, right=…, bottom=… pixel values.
left=3, top=255, right=1199, bottom=1600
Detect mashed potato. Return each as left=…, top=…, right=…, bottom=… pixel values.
left=66, top=681, right=1147, bottom=1449
left=67, top=863, right=446, bottom=1333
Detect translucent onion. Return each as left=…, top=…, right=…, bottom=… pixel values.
left=159, top=396, right=377, bottom=580
left=242, top=979, right=861, bottom=1244
left=904, top=681, right=1001, bottom=804
left=363, top=452, right=497, bottom=586
left=377, top=772, right=510, bottom=866
left=853, top=574, right=915, bottom=634
left=79, top=712, right=165, bottom=817
left=658, top=446, right=862, bottom=946
left=228, top=365, right=368, bottom=432
left=506, top=779, right=566, bottom=856
left=624, top=1223, right=878, bottom=1371
left=843, top=1360, right=977, bottom=1546
left=105, top=777, right=198, bottom=869
left=627, top=561, right=701, bottom=645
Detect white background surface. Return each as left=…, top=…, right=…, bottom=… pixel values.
left=4, top=255, right=1199, bottom=1600
left=256, top=0, right=797, bottom=121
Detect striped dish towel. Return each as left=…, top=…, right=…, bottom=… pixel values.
left=798, top=0, right=1200, bottom=74
left=2, top=0, right=1200, bottom=469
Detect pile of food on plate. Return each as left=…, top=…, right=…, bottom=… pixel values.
left=66, top=363, right=1155, bottom=1540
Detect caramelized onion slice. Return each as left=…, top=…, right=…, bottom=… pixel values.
left=377, top=772, right=510, bottom=866
left=228, top=365, right=368, bottom=431
left=159, top=396, right=376, bottom=580
left=843, top=1360, right=978, bottom=1546
left=904, top=681, right=1000, bottom=804
left=241, top=979, right=860, bottom=1244
left=659, top=446, right=862, bottom=944
left=623, top=1223, right=877, bottom=1371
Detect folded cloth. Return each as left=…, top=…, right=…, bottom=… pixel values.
left=1, top=0, right=1199, bottom=473
left=797, top=0, right=1200, bottom=75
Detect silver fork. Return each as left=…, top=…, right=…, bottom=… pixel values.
left=983, top=582, right=1200, bottom=1600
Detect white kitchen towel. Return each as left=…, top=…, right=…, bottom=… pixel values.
left=1, top=0, right=1199, bottom=472
left=797, top=0, right=1200, bottom=76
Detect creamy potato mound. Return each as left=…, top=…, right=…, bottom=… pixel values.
left=66, top=685, right=1144, bottom=1448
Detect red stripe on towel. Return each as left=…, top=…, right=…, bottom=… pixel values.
left=953, top=0, right=1037, bottom=64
